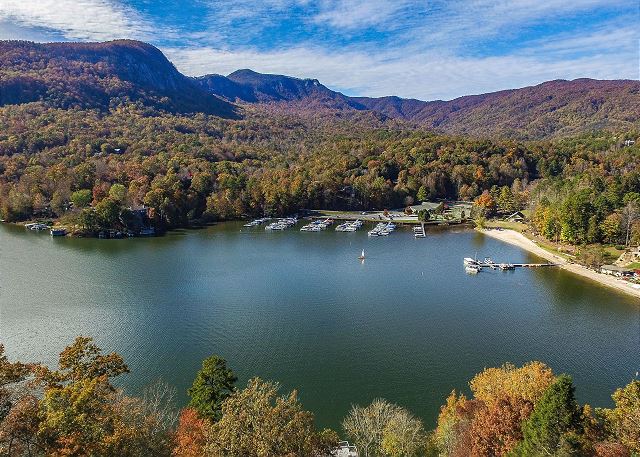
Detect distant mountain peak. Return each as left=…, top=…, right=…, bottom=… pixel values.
left=0, top=40, right=238, bottom=118
left=197, top=69, right=640, bottom=139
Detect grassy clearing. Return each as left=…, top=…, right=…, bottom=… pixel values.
left=484, top=220, right=528, bottom=231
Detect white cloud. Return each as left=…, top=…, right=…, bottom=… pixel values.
left=0, top=0, right=156, bottom=41
left=164, top=33, right=638, bottom=101
left=0, top=0, right=636, bottom=100
left=312, top=0, right=415, bottom=29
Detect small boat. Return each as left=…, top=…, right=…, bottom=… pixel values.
left=463, top=256, right=479, bottom=266
left=465, top=264, right=481, bottom=274
left=358, top=249, right=365, bottom=260
left=50, top=228, right=67, bottom=237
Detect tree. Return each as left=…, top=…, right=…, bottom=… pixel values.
left=173, top=408, right=207, bottom=457
left=94, top=197, right=121, bottom=228
left=434, top=391, right=468, bottom=456
left=343, top=399, right=426, bottom=457
left=474, top=191, right=496, bottom=217
left=381, top=408, right=426, bottom=457
left=470, top=395, right=533, bottom=456
left=470, top=362, right=555, bottom=407
left=601, top=213, right=623, bottom=244
left=36, top=336, right=128, bottom=388
left=70, top=189, right=93, bottom=209
left=0, top=346, right=38, bottom=455
left=0, top=395, right=40, bottom=456
left=514, top=375, right=584, bottom=456
left=497, top=186, right=517, bottom=213
left=187, top=355, right=237, bottom=422
left=416, top=186, right=428, bottom=203
left=36, top=338, right=175, bottom=457
left=78, top=207, right=99, bottom=232
left=621, top=201, right=640, bottom=247
left=205, top=378, right=323, bottom=456
left=601, top=380, right=640, bottom=453
left=109, top=183, right=128, bottom=203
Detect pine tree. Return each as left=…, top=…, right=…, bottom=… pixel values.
left=512, top=375, right=584, bottom=456
left=187, top=355, right=237, bottom=422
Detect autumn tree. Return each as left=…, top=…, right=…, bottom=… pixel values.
left=173, top=408, right=208, bottom=457
left=205, top=378, right=324, bottom=456
left=381, top=407, right=426, bottom=457
left=600, top=380, right=640, bottom=453
left=344, top=398, right=426, bottom=457
left=469, top=362, right=555, bottom=407
left=470, top=395, right=533, bottom=456
left=0, top=345, right=39, bottom=456
left=474, top=191, right=497, bottom=217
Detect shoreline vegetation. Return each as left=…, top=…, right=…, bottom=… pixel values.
left=8, top=211, right=640, bottom=301
left=1, top=337, right=638, bottom=456
left=480, top=228, right=640, bottom=301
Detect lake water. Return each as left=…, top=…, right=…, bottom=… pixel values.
left=1, top=222, right=638, bottom=430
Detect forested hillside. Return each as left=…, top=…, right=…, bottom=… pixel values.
left=0, top=100, right=639, bottom=249
left=0, top=40, right=237, bottom=117
left=0, top=39, right=639, bottom=250
left=199, top=70, right=640, bottom=140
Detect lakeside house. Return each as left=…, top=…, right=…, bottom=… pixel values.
left=600, top=264, right=634, bottom=277
left=505, top=211, right=525, bottom=222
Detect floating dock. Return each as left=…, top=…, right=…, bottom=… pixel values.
left=464, top=257, right=558, bottom=271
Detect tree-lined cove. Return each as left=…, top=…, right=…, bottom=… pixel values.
left=1, top=223, right=638, bottom=436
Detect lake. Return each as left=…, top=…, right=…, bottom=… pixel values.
left=1, top=221, right=638, bottom=430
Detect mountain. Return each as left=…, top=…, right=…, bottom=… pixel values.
left=198, top=70, right=640, bottom=139
left=1, top=39, right=637, bottom=139
left=197, top=69, right=364, bottom=111
left=0, top=40, right=237, bottom=117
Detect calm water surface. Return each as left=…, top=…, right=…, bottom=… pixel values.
left=1, top=222, right=638, bottom=429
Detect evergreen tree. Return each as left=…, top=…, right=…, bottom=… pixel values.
left=513, top=375, right=584, bottom=456
left=187, top=355, right=237, bottom=422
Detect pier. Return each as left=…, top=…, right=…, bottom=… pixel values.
left=464, top=256, right=558, bottom=273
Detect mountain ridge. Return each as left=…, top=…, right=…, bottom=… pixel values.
left=0, top=39, right=238, bottom=117
left=198, top=71, right=640, bottom=139
left=1, top=39, right=638, bottom=139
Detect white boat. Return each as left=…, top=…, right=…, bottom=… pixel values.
left=358, top=249, right=365, bottom=260
left=465, top=264, right=481, bottom=274
left=463, top=257, right=478, bottom=266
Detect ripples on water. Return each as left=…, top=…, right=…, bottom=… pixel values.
left=1, top=222, right=638, bottom=429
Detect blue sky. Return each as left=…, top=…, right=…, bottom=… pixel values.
left=0, top=0, right=637, bottom=100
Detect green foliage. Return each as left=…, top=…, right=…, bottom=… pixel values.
left=205, top=378, right=326, bottom=456
left=513, top=375, right=584, bottom=456
left=187, top=355, right=237, bottom=422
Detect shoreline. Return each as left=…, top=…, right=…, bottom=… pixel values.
left=480, top=228, right=640, bottom=301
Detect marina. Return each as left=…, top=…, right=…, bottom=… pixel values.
left=265, top=217, right=298, bottom=230
left=300, top=218, right=334, bottom=231
left=367, top=222, right=396, bottom=237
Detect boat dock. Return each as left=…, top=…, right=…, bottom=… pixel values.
left=464, top=256, right=558, bottom=273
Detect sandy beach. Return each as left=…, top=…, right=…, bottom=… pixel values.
left=480, top=228, right=640, bottom=301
